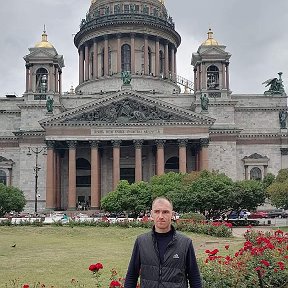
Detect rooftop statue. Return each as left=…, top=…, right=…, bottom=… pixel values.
left=200, top=93, right=209, bottom=111
left=121, top=71, right=132, bottom=85
left=263, top=72, right=285, bottom=95
left=46, top=96, right=54, bottom=113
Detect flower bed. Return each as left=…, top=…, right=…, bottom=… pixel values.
left=201, top=229, right=288, bottom=287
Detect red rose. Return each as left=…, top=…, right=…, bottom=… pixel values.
left=260, top=259, right=270, bottom=267
left=23, top=285, right=29, bottom=288
left=89, top=262, right=103, bottom=272
left=110, top=280, right=121, bottom=287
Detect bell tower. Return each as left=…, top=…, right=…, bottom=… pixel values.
left=191, top=29, right=231, bottom=100
left=24, top=29, right=64, bottom=100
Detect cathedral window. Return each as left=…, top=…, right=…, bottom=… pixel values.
left=0, top=170, right=6, bottom=185
left=108, top=47, right=112, bottom=75
left=101, top=48, right=104, bottom=76
left=90, top=52, right=94, bottom=78
left=159, top=50, right=164, bottom=75
left=207, top=65, right=219, bottom=90
left=121, top=44, right=131, bottom=72
left=124, top=4, right=129, bottom=13
left=148, top=47, right=152, bottom=74
left=36, top=68, right=48, bottom=93
left=250, top=167, right=262, bottom=180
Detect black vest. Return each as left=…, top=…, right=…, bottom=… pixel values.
left=137, top=230, right=190, bottom=288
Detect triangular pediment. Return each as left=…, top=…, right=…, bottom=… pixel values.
left=25, top=48, right=57, bottom=59
left=199, top=46, right=227, bottom=56
left=40, top=91, right=215, bottom=127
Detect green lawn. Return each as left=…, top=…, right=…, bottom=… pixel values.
left=0, top=226, right=242, bottom=287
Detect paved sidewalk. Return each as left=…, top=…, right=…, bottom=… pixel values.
left=232, top=226, right=275, bottom=238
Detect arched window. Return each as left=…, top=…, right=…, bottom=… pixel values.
left=0, top=170, right=6, bottom=185
left=148, top=47, right=152, bottom=75
left=101, top=48, right=105, bottom=76
left=165, top=157, right=179, bottom=172
left=159, top=50, right=164, bottom=75
left=36, top=68, right=48, bottom=93
left=250, top=167, right=262, bottom=180
left=121, top=44, right=131, bottom=72
left=207, top=65, right=219, bottom=90
left=76, top=158, right=91, bottom=187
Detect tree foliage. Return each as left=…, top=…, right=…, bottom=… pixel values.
left=101, top=180, right=151, bottom=214
left=262, top=172, right=275, bottom=189
left=149, top=172, right=185, bottom=199
left=0, top=184, right=26, bottom=217
left=275, top=169, right=288, bottom=183
left=230, top=180, right=266, bottom=212
left=184, top=171, right=234, bottom=217
left=266, top=169, right=288, bottom=209
left=101, top=170, right=268, bottom=216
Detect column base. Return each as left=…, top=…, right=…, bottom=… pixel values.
left=67, top=207, right=76, bottom=211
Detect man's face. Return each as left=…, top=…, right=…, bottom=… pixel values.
left=151, top=199, right=174, bottom=233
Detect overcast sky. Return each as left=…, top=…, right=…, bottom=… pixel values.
left=1, top=0, right=288, bottom=96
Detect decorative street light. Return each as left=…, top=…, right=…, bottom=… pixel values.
left=27, top=147, right=47, bottom=213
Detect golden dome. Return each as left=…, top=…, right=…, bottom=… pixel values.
left=35, top=30, right=54, bottom=48
left=201, top=28, right=219, bottom=46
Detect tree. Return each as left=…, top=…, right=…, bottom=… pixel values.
left=0, top=184, right=26, bottom=217
left=149, top=172, right=185, bottom=199
left=262, top=172, right=275, bottom=189
left=230, top=180, right=266, bottom=212
left=101, top=180, right=151, bottom=214
left=266, top=169, right=288, bottom=209
left=275, top=169, right=288, bottom=183
left=185, top=171, right=234, bottom=217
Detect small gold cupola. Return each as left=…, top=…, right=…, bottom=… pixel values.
left=201, top=28, right=219, bottom=46
left=35, top=26, right=54, bottom=48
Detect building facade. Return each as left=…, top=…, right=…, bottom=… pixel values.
left=0, top=0, right=287, bottom=212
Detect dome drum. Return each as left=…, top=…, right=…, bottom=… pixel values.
left=74, top=0, right=180, bottom=48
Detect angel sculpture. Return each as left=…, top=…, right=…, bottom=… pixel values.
left=262, top=72, right=285, bottom=95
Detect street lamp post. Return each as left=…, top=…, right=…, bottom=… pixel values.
left=27, top=147, right=46, bottom=213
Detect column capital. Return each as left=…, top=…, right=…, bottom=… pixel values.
left=116, top=33, right=122, bottom=39
left=67, top=140, right=77, bottom=149
left=104, top=35, right=109, bottom=40
left=112, top=140, right=121, bottom=148
left=90, top=140, right=100, bottom=148
left=200, top=138, right=209, bottom=148
left=144, top=34, right=148, bottom=40
left=130, top=32, right=136, bottom=38
left=178, top=139, right=188, bottom=147
left=46, top=140, right=55, bottom=149
left=134, top=139, right=144, bottom=149
left=155, top=139, right=166, bottom=148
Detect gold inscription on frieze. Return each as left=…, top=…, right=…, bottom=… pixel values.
left=91, top=128, right=163, bottom=135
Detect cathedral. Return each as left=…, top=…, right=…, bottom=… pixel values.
left=0, top=0, right=287, bottom=213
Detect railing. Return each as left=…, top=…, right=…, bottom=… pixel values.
left=80, top=12, right=175, bottom=30
left=171, top=73, right=194, bottom=92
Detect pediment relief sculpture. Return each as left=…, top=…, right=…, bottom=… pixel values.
left=64, top=98, right=194, bottom=124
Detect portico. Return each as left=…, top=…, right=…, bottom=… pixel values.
left=41, top=91, right=214, bottom=210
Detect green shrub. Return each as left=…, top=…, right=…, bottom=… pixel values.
left=179, top=212, right=206, bottom=221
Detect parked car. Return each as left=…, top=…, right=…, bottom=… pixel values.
left=267, top=209, right=288, bottom=218
left=249, top=211, right=268, bottom=219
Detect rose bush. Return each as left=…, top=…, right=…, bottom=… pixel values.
left=201, top=229, right=288, bottom=287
